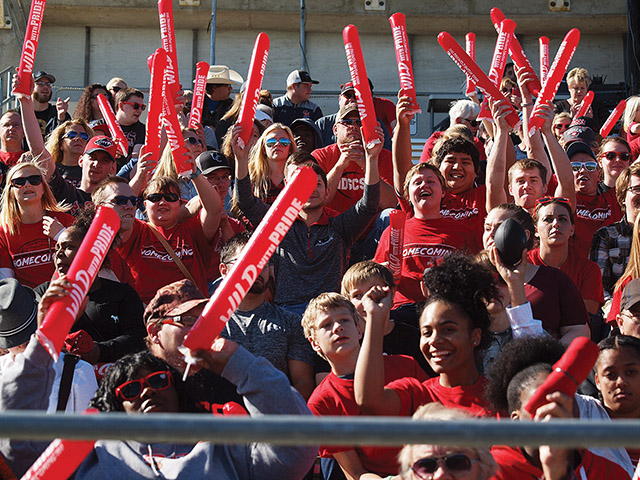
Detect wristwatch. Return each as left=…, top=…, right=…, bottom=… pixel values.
left=190, top=167, right=202, bottom=180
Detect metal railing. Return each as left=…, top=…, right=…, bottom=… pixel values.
left=2, top=412, right=640, bottom=448
left=0, top=65, right=17, bottom=113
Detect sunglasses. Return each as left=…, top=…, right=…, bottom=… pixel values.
left=465, top=118, right=480, bottom=127
left=111, top=86, right=122, bottom=93
left=145, top=192, right=180, bottom=203
left=554, top=123, right=570, bottom=131
left=265, top=138, right=292, bottom=148
left=602, top=151, right=631, bottom=162
left=411, top=454, right=477, bottom=478
left=115, top=370, right=173, bottom=402
left=338, top=118, right=362, bottom=127
left=534, top=196, right=572, bottom=217
left=122, top=101, right=147, bottom=111
left=35, top=81, right=53, bottom=88
left=10, top=174, right=43, bottom=188
left=63, top=130, right=90, bottom=141
left=186, top=137, right=204, bottom=146
left=161, top=315, right=199, bottom=328
left=109, top=195, right=139, bottom=207
left=571, top=161, right=598, bottom=172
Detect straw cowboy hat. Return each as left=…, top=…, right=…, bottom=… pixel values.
left=206, top=65, right=244, bottom=85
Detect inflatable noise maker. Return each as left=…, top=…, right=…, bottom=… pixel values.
left=389, top=13, right=421, bottom=113
left=37, top=206, right=120, bottom=359
left=574, top=90, right=594, bottom=119
left=539, top=36, right=550, bottom=85
left=343, top=25, right=381, bottom=149
left=465, top=33, right=476, bottom=97
left=96, top=94, right=129, bottom=158
left=189, top=61, right=210, bottom=129
left=180, top=166, right=317, bottom=374
left=157, top=0, right=180, bottom=102
left=143, top=48, right=167, bottom=165
left=12, top=0, right=47, bottom=96
left=600, top=99, right=627, bottom=138
left=236, top=33, right=270, bottom=150
left=437, top=31, right=520, bottom=129
left=388, top=209, right=406, bottom=284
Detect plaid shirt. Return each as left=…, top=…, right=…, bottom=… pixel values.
left=589, top=218, right=633, bottom=300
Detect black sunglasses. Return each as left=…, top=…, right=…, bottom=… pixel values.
left=145, top=192, right=180, bottom=203
left=465, top=118, right=480, bottom=127
left=109, top=195, right=139, bottom=207
left=411, top=453, right=477, bottom=478
left=339, top=118, right=362, bottom=127
left=10, top=174, right=43, bottom=188
left=186, top=137, right=203, bottom=146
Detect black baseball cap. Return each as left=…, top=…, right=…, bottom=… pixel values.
left=196, top=151, right=230, bottom=175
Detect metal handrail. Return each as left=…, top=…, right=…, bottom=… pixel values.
left=2, top=412, right=640, bottom=448
left=0, top=65, right=17, bottom=113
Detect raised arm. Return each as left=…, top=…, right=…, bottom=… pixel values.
left=191, top=170, right=222, bottom=242
left=485, top=98, right=512, bottom=212
left=392, top=94, right=416, bottom=195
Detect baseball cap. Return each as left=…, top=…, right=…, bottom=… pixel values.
left=286, top=70, right=319, bottom=87
left=570, top=115, right=598, bottom=132
left=340, top=82, right=355, bottom=95
left=196, top=150, right=230, bottom=176
left=33, top=71, right=55, bottom=83
left=84, top=136, right=117, bottom=161
left=563, top=125, right=596, bottom=147
left=0, top=279, right=37, bottom=349
left=336, top=103, right=359, bottom=123
left=621, top=279, right=640, bottom=312
left=565, top=140, right=596, bottom=161
left=144, top=279, right=208, bottom=326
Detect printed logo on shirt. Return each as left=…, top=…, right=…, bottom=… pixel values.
left=141, top=246, right=194, bottom=262
left=575, top=207, right=612, bottom=221
left=337, top=176, right=365, bottom=192
left=440, top=206, right=479, bottom=221
left=403, top=243, right=456, bottom=260
left=13, top=241, right=53, bottom=269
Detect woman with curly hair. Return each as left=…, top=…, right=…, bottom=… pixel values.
left=43, top=119, right=95, bottom=187
left=72, top=83, right=111, bottom=124
left=355, top=253, right=498, bottom=418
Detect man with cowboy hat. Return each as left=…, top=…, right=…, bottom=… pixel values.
left=202, top=65, right=243, bottom=129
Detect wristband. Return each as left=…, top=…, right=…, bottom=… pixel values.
left=190, top=167, right=201, bottom=180
left=53, top=227, right=66, bottom=242
left=521, top=102, right=534, bottom=107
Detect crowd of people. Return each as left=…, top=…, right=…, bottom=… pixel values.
left=0, top=36, right=637, bottom=479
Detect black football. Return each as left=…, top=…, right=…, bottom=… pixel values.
left=494, top=218, right=527, bottom=267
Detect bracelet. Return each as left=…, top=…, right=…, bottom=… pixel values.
left=189, top=167, right=202, bottom=180
left=522, top=102, right=534, bottom=107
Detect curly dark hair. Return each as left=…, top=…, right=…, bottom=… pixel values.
left=432, top=136, right=480, bottom=173
left=421, top=252, right=498, bottom=350
left=90, top=351, right=195, bottom=413
left=73, top=84, right=112, bottom=123
left=485, top=336, right=565, bottom=415
left=597, top=334, right=640, bottom=368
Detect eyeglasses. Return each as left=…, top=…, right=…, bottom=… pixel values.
left=10, top=174, right=43, bottom=188
left=185, top=137, right=204, bottom=146
left=63, top=131, right=90, bottom=141
left=338, top=118, right=362, bottom=127
left=265, top=138, right=292, bottom=148
left=571, top=161, right=598, bottom=172
left=602, top=151, right=631, bottom=162
left=554, top=123, right=570, bottom=131
left=122, top=101, right=146, bottom=111
left=115, top=371, right=173, bottom=402
left=145, top=192, right=180, bottom=203
left=464, top=118, right=480, bottom=127
left=35, top=81, right=53, bottom=88
left=627, top=185, right=640, bottom=195
left=161, top=315, right=199, bottom=328
left=108, top=195, right=139, bottom=207
left=411, top=454, right=477, bottom=478
left=111, top=86, right=122, bottom=93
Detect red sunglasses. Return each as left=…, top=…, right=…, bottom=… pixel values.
left=115, top=370, right=173, bottom=402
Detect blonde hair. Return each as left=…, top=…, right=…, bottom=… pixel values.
left=44, top=120, right=94, bottom=165
left=152, top=127, right=200, bottom=181
left=566, top=67, right=591, bottom=89
left=248, top=123, right=297, bottom=200
left=615, top=213, right=640, bottom=292
left=301, top=292, right=359, bottom=359
left=0, top=162, right=68, bottom=235
left=623, top=96, right=640, bottom=133
left=403, top=162, right=447, bottom=204
left=341, top=260, right=395, bottom=296
left=397, top=403, right=497, bottom=480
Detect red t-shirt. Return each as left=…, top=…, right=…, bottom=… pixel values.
left=312, top=143, right=394, bottom=214
left=525, top=265, right=589, bottom=337
left=572, top=190, right=622, bottom=259
left=0, top=150, right=24, bottom=168
left=440, top=184, right=486, bottom=241
left=0, top=211, right=75, bottom=288
left=308, top=354, right=427, bottom=475
left=387, top=375, right=493, bottom=418
left=492, top=446, right=631, bottom=480
left=374, top=216, right=481, bottom=308
left=206, top=218, right=246, bottom=283
left=528, top=248, right=604, bottom=305
left=117, top=216, right=212, bottom=303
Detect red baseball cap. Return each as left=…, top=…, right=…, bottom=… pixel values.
left=84, top=135, right=117, bottom=161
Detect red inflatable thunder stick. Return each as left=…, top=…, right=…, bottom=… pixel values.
left=490, top=8, right=542, bottom=97
left=37, top=207, right=120, bottom=360
left=465, top=33, right=476, bottom=96
left=162, top=62, right=192, bottom=177
left=389, top=13, right=421, bottom=113
left=181, top=166, right=317, bottom=358
left=437, top=32, right=520, bottom=129
left=539, top=36, right=550, bottom=85
left=600, top=99, right=627, bottom=138
left=575, top=90, right=594, bottom=119
left=478, top=19, right=516, bottom=121
left=388, top=209, right=406, bottom=284
left=157, top=0, right=180, bottom=102
left=343, top=25, right=381, bottom=148
left=12, top=0, right=47, bottom=96
left=96, top=94, right=129, bottom=157
left=143, top=48, right=167, bottom=164
left=236, top=33, right=270, bottom=149
left=189, top=61, right=210, bottom=128
left=20, top=410, right=98, bottom=480
left=528, top=29, right=580, bottom=136
left=524, top=336, right=599, bottom=416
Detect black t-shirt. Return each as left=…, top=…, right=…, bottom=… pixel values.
left=119, top=121, right=146, bottom=169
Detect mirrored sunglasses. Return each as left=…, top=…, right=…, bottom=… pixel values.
left=63, top=131, right=90, bottom=141
left=571, top=161, right=598, bottom=172
left=265, top=138, right=292, bottom=148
